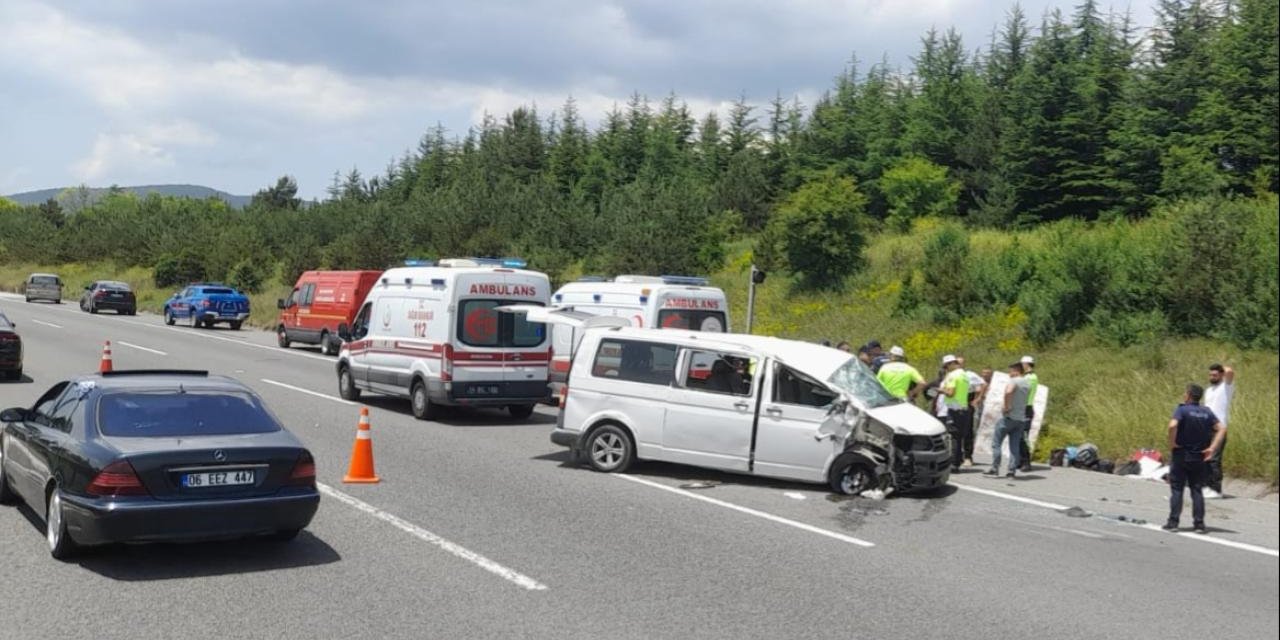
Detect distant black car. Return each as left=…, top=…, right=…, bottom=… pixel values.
left=0, top=314, right=21, bottom=380
left=0, top=370, right=319, bottom=559
left=80, top=280, right=137, bottom=315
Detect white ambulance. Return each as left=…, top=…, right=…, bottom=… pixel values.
left=335, top=258, right=552, bottom=421
left=546, top=275, right=730, bottom=391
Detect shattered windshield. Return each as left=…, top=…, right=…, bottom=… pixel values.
left=827, top=357, right=900, bottom=409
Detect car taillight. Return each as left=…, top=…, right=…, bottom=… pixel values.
left=288, top=451, right=316, bottom=487
left=86, top=460, right=148, bottom=497
left=93, top=290, right=106, bottom=299
left=441, top=344, right=453, bottom=382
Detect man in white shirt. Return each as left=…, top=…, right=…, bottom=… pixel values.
left=1202, top=363, right=1235, bottom=496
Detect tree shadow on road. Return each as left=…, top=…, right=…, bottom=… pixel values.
left=12, top=502, right=341, bottom=581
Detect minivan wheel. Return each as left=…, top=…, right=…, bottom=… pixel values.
left=338, top=365, right=361, bottom=401
left=229, top=321, right=242, bottom=331
left=829, top=454, right=878, bottom=496
left=47, top=489, right=79, bottom=560
left=410, top=380, right=436, bottom=421
left=508, top=404, right=535, bottom=420
left=585, top=424, right=634, bottom=473
left=277, top=326, right=291, bottom=348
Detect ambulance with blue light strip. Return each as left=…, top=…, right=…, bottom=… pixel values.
left=545, top=275, right=730, bottom=393
left=334, top=258, right=552, bottom=422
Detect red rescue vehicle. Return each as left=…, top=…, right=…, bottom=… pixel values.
left=277, top=270, right=382, bottom=355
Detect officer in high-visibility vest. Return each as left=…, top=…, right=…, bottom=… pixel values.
left=876, top=346, right=924, bottom=401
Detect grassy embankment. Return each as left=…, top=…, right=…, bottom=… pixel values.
left=3, top=229, right=1276, bottom=485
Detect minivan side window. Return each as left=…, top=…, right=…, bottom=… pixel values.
left=773, top=364, right=838, bottom=408
left=682, top=350, right=754, bottom=396
left=591, top=339, right=677, bottom=385
left=300, top=283, right=316, bottom=306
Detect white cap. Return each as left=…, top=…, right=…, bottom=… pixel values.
left=1021, top=355, right=1035, bottom=365
left=941, top=354, right=958, bottom=366
left=890, top=345, right=905, bottom=358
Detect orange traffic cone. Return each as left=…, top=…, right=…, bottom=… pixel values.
left=99, top=341, right=114, bottom=373
left=342, top=407, right=380, bottom=484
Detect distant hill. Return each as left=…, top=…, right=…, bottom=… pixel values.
left=4, top=184, right=252, bottom=209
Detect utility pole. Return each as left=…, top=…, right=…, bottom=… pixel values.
left=746, top=265, right=766, bottom=334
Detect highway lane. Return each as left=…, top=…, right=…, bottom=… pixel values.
left=1, top=296, right=1277, bottom=640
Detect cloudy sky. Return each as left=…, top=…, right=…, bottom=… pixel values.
left=0, top=0, right=1154, bottom=200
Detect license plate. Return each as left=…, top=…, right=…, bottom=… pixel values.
left=182, top=469, right=255, bottom=487
left=469, top=385, right=501, bottom=395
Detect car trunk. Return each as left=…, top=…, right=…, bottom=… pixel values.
left=204, top=293, right=249, bottom=315
left=103, top=433, right=305, bottom=501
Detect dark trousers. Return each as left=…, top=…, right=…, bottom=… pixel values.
left=1208, top=433, right=1227, bottom=493
left=1168, top=453, right=1210, bottom=526
left=945, top=408, right=974, bottom=465
left=1020, top=406, right=1035, bottom=468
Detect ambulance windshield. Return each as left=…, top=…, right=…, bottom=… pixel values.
left=827, top=357, right=900, bottom=409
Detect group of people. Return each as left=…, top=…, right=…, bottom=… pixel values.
left=836, top=340, right=1040, bottom=476
left=1164, top=364, right=1235, bottom=533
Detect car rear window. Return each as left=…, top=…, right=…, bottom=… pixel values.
left=201, top=287, right=235, bottom=295
left=31, top=275, right=60, bottom=285
left=97, top=391, right=282, bottom=437
left=101, top=281, right=131, bottom=291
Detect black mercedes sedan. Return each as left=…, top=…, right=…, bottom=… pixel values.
left=0, top=370, right=319, bottom=559
left=80, top=280, right=137, bottom=315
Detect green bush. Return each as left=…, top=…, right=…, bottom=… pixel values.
left=919, top=223, right=974, bottom=321
left=880, top=157, right=961, bottom=232
left=228, top=259, right=266, bottom=294
left=767, top=172, right=869, bottom=289
left=1091, top=308, right=1170, bottom=347
left=153, top=251, right=206, bottom=288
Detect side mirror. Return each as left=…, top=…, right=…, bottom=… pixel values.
left=276, top=298, right=287, bottom=310
left=84, top=285, right=92, bottom=291
left=337, top=323, right=352, bottom=341
left=0, top=408, right=28, bottom=423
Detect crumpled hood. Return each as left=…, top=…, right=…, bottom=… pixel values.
left=867, top=402, right=946, bottom=436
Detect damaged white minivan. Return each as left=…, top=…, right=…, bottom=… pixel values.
left=508, top=313, right=951, bottom=495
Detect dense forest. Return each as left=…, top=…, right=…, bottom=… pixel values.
left=2, top=0, right=1277, bottom=350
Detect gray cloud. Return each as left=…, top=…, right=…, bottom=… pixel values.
left=5, top=1, right=1155, bottom=199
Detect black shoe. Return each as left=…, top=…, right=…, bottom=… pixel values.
left=1005, top=472, right=1016, bottom=479
left=1162, top=521, right=1179, bottom=531
left=1193, top=523, right=1209, bottom=534
left=982, top=468, right=998, bottom=476
left=1019, top=464, right=1032, bottom=472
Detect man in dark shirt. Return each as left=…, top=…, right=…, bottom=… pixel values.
left=1164, top=384, right=1226, bottom=534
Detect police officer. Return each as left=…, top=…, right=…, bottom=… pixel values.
left=1164, top=384, right=1226, bottom=534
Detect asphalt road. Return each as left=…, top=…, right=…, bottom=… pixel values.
left=1, top=295, right=1277, bottom=640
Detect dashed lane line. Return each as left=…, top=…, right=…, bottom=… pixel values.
left=616, top=474, right=875, bottom=548
left=260, top=378, right=356, bottom=405
left=116, top=340, right=168, bottom=356
left=28, top=319, right=63, bottom=329
left=318, top=483, right=549, bottom=591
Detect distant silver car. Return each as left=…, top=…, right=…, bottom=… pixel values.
left=24, top=273, right=63, bottom=304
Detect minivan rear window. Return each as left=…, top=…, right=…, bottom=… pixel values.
left=458, top=299, right=546, bottom=348
left=97, top=391, right=282, bottom=437
left=591, top=339, right=677, bottom=385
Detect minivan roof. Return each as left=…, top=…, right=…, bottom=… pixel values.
left=598, top=327, right=851, bottom=379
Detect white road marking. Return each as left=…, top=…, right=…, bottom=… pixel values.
left=951, top=482, right=1069, bottom=510
left=28, top=319, right=63, bottom=329
left=617, top=475, right=874, bottom=548
left=116, top=340, right=167, bottom=356
left=783, top=492, right=807, bottom=500
left=952, top=481, right=1279, bottom=557
left=260, top=378, right=356, bottom=405
left=318, top=483, right=548, bottom=591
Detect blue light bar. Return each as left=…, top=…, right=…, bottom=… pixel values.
left=404, top=259, right=436, bottom=267
left=660, top=275, right=710, bottom=286
left=500, top=257, right=527, bottom=269
left=430, top=278, right=446, bottom=286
